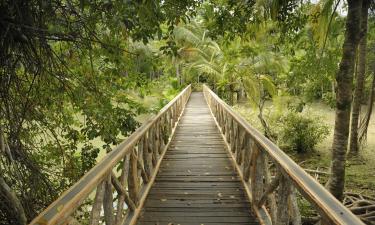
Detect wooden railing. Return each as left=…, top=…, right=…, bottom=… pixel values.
left=203, top=85, right=364, bottom=225
left=30, top=85, right=192, bottom=225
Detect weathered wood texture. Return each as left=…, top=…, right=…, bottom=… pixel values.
left=137, top=93, right=259, bottom=225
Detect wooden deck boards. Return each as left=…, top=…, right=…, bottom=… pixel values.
left=137, top=92, right=259, bottom=225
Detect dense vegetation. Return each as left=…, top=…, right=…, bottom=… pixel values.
left=0, top=0, right=374, bottom=224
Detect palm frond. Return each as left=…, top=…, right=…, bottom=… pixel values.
left=260, top=74, right=276, bottom=96
left=174, top=26, right=202, bottom=46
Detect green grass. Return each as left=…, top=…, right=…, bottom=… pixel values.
left=234, top=100, right=375, bottom=197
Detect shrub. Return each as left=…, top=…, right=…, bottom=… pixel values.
left=278, top=112, right=329, bottom=153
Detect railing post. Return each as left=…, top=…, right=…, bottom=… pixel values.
left=103, top=175, right=114, bottom=225
left=135, top=140, right=149, bottom=184
left=141, top=136, right=152, bottom=178
left=170, top=108, right=175, bottom=132
left=153, top=125, right=159, bottom=164
left=242, top=134, right=252, bottom=181
left=89, top=181, right=104, bottom=225
left=230, top=121, right=237, bottom=153
left=211, top=99, right=216, bottom=115
left=264, top=157, right=277, bottom=224
left=161, top=113, right=167, bottom=144
left=173, top=102, right=178, bottom=122
left=157, top=120, right=164, bottom=154
left=250, top=143, right=264, bottom=204
left=162, top=113, right=169, bottom=144
left=154, top=121, right=160, bottom=155
left=288, top=186, right=301, bottom=225
left=236, top=126, right=245, bottom=164
left=221, top=109, right=226, bottom=134
left=148, top=126, right=157, bottom=166
left=128, top=147, right=139, bottom=206
left=115, top=155, right=129, bottom=225
left=276, top=174, right=291, bottom=225
left=225, top=115, right=231, bottom=142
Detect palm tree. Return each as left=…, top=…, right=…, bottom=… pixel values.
left=237, top=37, right=286, bottom=139
left=172, top=20, right=232, bottom=98
left=171, top=20, right=212, bottom=85
left=327, top=0, right=363, bottom=201
left=348, top=0, right=369, bottom=156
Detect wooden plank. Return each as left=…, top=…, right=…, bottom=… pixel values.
left=146, top=194, right=246, bottom=200
left=139, top=211, right=250, bottom=217
left=140, top=207, right=251, bottom=212
left=139, top=222, right=257, bottom=225
left=140, top=215, right=254, bottom=222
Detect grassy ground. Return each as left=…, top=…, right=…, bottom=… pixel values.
left=233, top=100, right=375, bottom=197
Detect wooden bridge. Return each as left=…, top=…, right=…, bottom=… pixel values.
left=30, top=85, right=364, bottom=225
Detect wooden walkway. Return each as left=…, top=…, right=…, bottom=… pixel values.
left=137, top=92, right=259, bottom=225
left=30, top=85, right=365, bottom=225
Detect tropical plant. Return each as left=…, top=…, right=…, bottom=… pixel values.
left=278, top=112, right=329, bottom=153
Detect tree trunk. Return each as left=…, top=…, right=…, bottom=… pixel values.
left=359, top=54, right=375, bottom=145
left=327, top=0, right=362, bottom=201
left=348, top=0, right=369, bottom=156
left=0, top=177, right=27, bottom=225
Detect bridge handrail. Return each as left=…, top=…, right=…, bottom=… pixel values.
left=30, top=85, right=192, bottom=225
left=203, top=84, right=364, bottom=225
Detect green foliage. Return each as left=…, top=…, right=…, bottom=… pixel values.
left=156, top=77, right=182, bottom=110
left=322, top=92, right=336, bottom=108
left=1, top=0, right=374, bottom=223
left=277, top=112, right=329, bottom=153
left=80, top=144, right=100, bottom=175
left=269, top=2, right=344, bottom=105
left=202, top=1, right=256, bottom=40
